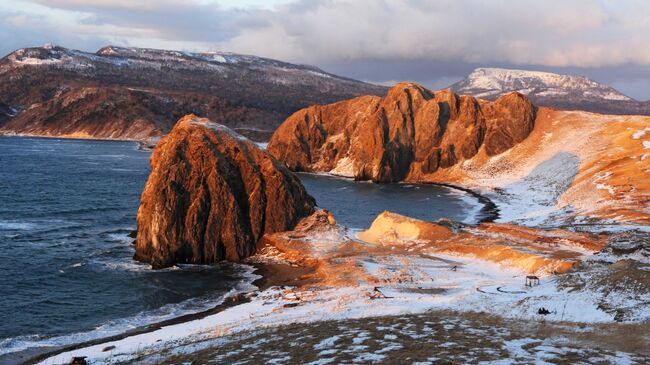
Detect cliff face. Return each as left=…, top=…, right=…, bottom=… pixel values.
left=267, top=83, right=535, bottom=182
left=0, top=45, right=385, bottom=141
left=134, top=115, right=315, bottom=268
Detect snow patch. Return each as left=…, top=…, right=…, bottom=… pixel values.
left=329, top=156, right=356, bottom=177
left=631, top=128, right=649, bottom=140
left=457, top=68, right=631, bottom=101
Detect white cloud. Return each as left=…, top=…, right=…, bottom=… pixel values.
left=218, top=0, right=650, bottom=68
left=3, top=0, right=650, bottom=68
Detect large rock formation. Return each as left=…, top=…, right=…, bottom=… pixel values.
left=134, top=115, right=316, bottom=268
left=267, top=83, right=536, bottom=182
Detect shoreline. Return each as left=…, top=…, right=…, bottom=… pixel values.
left=0, top=133, right=160, bottom=153
left=421, top=181, right=500, bottom=223
left=0, top=132, right=147, bottom=143
left=296, top=171, right=501, bottom=224
left=4, top=263, right=288, bottom=365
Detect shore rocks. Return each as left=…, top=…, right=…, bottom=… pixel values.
left=134, top=115, right=315, bottom=268
left=267, top=83, right=536, bottom=182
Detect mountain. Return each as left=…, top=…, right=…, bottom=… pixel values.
left=0, top=44, right=385, bottom=141
left=451, top=68, right=650, bottom=115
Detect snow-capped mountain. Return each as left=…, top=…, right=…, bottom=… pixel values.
left=451, top=68, right=649, bottom=115
left=0, top=44, right=385, bottom=141
left=4, top=44, right=338, bottom=79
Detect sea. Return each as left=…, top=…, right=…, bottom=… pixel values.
left=0, top=136, right=487, bottom=356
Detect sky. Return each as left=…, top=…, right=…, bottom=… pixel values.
left=1, top=0, right=650, bottom=100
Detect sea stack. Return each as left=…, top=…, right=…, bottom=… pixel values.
left=268, top=83, right=536, bottom=182
left=134, top=115, right=315, bottom=269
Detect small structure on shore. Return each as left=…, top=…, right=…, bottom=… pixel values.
left=526, top=275, right=540, bottom=287
left=369, top=287, right=393, bottom=299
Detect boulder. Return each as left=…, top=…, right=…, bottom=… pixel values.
left=134, top=115, right=315, bottom=268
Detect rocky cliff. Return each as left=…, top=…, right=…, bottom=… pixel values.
left=267, top=82, right=536, bottom=182
left=134, top=115, right=315, bottom=268
left=0, top=44, right=385, bottom=141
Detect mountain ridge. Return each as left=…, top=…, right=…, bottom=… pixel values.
left=451, top=67, right=650, bottom=115
left=0, top=44, right=386, bottom=141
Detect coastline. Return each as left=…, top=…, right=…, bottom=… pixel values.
left=5, top=263, right=284, bottom=365
left=7, top=154, right=646, bottom=364
left=7, top=262, right=321, bottom=364
left=420, top=181, right=500, bottom=223
left=296, top=171, right=501, bottom=224
left=6, top=177, right=497, bottom=365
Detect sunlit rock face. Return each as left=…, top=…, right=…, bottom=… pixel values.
left=267, top=83, right=536, bottom=182
left=357, top=211, right=606, bottom=275
left=134, top=115, right=315, bottom=269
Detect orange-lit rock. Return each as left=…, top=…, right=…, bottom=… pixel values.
left=257, top=211, right=607, bottom=288
left=357, top=212, right=606, bottom=275
left=134, top=115, right=315, bottom=269
left=267, top=83, right=536, bottom=182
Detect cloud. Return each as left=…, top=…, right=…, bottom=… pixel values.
left=5, top=0, right=650, bottom=68
left=1, top=0, right=650, bottom=98
left=219, top=0, right=650, bottom=68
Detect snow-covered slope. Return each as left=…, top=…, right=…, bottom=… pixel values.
left=3, top=44, right=350, bottom=83
left=453, top=68, right=631, bottom=101
left=451, top=68, right=649, bottom=115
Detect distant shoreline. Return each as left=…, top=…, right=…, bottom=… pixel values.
left=0, top=133, right=157, bottom=152
left=296, top=171, right=500, bottom=224
left=0, top=132, right=145, bottom=143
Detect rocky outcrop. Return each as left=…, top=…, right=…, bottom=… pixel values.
left=267, top=82, right=536, bottom=182
left=357, top=211, right=606, bottom=274
left=134, top=115, right=315, bottom=268
left=0, top=45, right=385, bottom=141
left=0, top=101, right=14, bottom=124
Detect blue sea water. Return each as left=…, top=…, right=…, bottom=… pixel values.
left=0, top=136, right=485, bottom=356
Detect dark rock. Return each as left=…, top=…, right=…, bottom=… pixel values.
left=70, top=356, right=87, bottom=365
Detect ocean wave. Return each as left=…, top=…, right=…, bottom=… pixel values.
left=106, top=232, right=134, bottom=245
left=0, top=220, right=36, bottom=230
left=0, top=264, right=259, bottom=357
left=87, top=258, right=153, bottom=273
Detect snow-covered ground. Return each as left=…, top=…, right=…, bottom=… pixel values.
left=39, top=240, right=648, bottom=364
